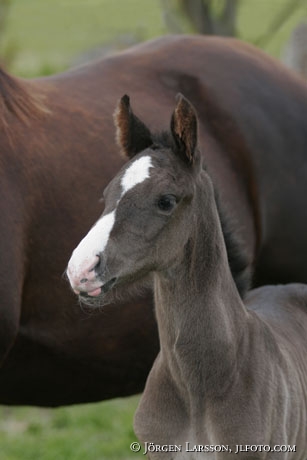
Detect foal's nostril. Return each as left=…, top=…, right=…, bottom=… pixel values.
left=95, top=255, right=101, bottom=268
left=92, top=254, right=103, bottom=274
left=80, top=278, right=88, bottom=283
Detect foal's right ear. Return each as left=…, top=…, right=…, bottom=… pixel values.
left=170, top=93, right=198, bottom=165
left=114, top=95, right=153, bottom=159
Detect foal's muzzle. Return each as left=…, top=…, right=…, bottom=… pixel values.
left=78, top=276, right=117, bottom=299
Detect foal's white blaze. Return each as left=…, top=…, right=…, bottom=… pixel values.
left=121, top=156, right=153, bottom=196
left=67, top=211, right=116, bottom=289
left=67, top=155, right=154, bottom=294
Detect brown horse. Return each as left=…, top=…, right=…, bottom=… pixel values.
left=70, top=94, right=307, bottom=459
left=2, top=35, right=307, bottom=406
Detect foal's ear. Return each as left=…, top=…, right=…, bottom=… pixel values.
left=171, top=93, right=198, bottom=165
left=114, top=95, right=153, bottom=159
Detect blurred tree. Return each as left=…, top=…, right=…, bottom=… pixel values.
left=282, top=22, right=307, bottom=79
left=161, top=0, right=307, bottom=45
left=161, top=0, right=238, bottom=36
left=256, top=0, right=306, bottom=47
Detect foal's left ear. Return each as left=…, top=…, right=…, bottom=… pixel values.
left=171, top=93, right=198, bottom=165
left=114, top=94, right=153, bottom=159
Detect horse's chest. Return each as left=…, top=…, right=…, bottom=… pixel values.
left=135, top=356, right=221, bottom=459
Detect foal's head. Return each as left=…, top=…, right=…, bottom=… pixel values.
left=67, top=94, right=213, bottom=304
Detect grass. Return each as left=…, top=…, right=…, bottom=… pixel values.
left=0, top=396, right=143, bottom=460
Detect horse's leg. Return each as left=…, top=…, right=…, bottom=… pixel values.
left=0, top=187, right=24, bottom=366
left=0, top=261, right=22, bottom=366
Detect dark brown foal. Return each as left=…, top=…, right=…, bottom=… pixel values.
left=68, top=94, right=307, bottom=458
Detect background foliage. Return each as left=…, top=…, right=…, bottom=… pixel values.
left=0, top=0, right=307, bottom=77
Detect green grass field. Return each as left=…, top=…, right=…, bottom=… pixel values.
left=0, top=397, right=143, bottom=460
left=1, top=1, right=307, bottom=459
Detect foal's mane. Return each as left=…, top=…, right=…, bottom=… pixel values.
left=214, top=189, right=252, bottom=298
left=0, top=66, right=47, bottom=127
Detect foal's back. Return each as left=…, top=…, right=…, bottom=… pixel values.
left=246, top=283, right=307, bottom=379
left=246, top=283, right=307, bottom=339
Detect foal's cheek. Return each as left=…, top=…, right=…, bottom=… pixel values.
left=143, top=217, right=169, bottom=243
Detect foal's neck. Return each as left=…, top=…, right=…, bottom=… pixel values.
left=154, top=179, right=249, bottom=401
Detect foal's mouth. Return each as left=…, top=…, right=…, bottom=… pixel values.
left=79, top=277, right=117, bottom=299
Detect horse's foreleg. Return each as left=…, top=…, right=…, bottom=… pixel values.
left=0, top=192, right=24, bottom=366
left=0, top=243, right=23, bottom=366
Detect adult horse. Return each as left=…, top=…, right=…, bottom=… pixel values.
left=1, top=35, right=307, bottom=406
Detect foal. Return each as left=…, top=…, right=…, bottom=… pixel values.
left=67, top=95, right=307, bottom=458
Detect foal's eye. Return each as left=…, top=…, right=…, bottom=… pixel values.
left=157, top=195, right=177, bottom=212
